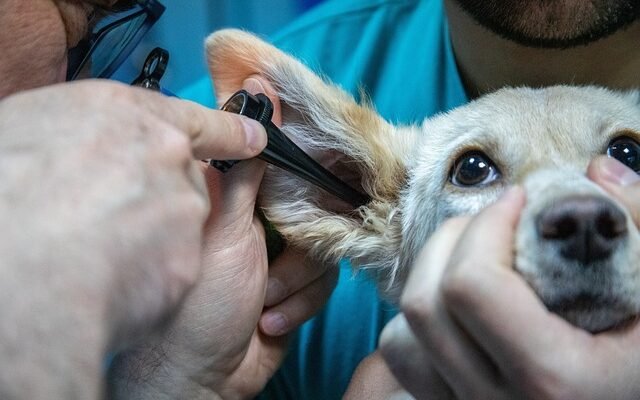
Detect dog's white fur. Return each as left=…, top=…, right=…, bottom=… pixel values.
left=206, top=29, right=640, bottom=332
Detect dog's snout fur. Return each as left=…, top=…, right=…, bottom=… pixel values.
left=207, top=29, right=640, bottom=333
left=536, top=195, right=628, bottom=265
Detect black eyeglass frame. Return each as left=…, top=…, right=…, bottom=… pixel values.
left=66, top=0, right=166, bottom=81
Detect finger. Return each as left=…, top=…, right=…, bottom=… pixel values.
left=203, top=158, right=266, bottom=244
left=401, top=217, right=501, bottom=398
left=379, top=314, right=455, bottom=400
left=114, top=82, right=268, bottom=160
left=263, top=248, right=330, bottom=307
left=139, top=117, right=210, bottom=210
left=442, top=187, right=526, bottom=300
left=587, top=156, right=640, bottom=226
left=259, top=263, right=338, bottom=336
left=199, top=76, right=276, bottom=239
left=440, top=188, right=587, bottom=385
left=343, top=351, right=409, bottom=400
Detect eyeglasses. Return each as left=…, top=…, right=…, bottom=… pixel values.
left=66, top=0, right=165, bottom=81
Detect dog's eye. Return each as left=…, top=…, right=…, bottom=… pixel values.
left=607, top=136, right=640, bottom=173
left=450, top=151, right=500, bottom=186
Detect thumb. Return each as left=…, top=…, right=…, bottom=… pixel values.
left=204, top=159, right=265, bottom=237
left=203, top=77, right=273, bottom=233
left=588, top=156, right=640, bottom=226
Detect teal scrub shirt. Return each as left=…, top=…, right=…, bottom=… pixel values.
left=180, top=0, right=468, bottom=398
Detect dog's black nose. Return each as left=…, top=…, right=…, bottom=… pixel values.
left=537, top=196, right=627, bottom=265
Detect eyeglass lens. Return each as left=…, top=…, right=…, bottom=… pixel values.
left=76, top=12, right=148, bottom=79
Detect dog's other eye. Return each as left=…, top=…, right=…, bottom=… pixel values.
left=450, top=151, right=501, bottom=186
left=607, top=136, right=640, bottom=173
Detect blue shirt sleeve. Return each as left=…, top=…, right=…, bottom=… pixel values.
left=180, top=1, right=467, bottom=398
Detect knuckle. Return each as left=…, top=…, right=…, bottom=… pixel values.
left=378, top=318, right=408, bottom=359
left=441, top=262, right=475, bottom=307
left=168, top=128, right=193, bottom=158
left=189, top=190, right=210, bottom=220
left=92, top=80, right=137, bottom=104
left=180, top=191, right=210, bottom=222
left=400, top=292, right=437, bottom=327
left=270, top=277, right=291, bottom=302
left=147, top=124, right=194, bottom=165
left=176, top=101, right=203, bottom=140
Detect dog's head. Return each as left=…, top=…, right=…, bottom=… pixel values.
left=409, top=87, right=640, bottom=332
left=207, top=30, right=640, bottom=332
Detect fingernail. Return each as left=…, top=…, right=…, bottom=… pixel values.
left=265, top=278, right=286, bottom=306
left=261, top=312, right=289, bottom=336
left=242, top=118, right=267, bottom=153
left=598, top=157, right=640, bottom=187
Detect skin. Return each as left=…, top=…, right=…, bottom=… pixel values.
left=451, top=0, right=640, bottom=48
left=0, top=0, right=336, bottom=398
left=444, top=0, right=640, bottom=96
left=365, top=1, right=640, bottom=398
left=107, top=77, right=338, bottom=400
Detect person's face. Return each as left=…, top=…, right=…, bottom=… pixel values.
left=451, top=0, right=640, bottom=48
left=0, top=0, right=105, bottom=98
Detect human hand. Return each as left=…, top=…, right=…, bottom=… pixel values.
left=343, top=351, right=410, bottom=400
left=379, top=157, right=640, bottom=400
left=0, top=80, right=266, bottom=399
left=107, top=76, right=337, bottom=400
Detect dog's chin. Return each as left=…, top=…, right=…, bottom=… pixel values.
left=546, top=295, right=639, bottom=333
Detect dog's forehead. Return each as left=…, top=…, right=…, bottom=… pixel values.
left=418, top=86, right=640, bottom=172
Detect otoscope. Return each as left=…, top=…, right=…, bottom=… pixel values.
left=210, top=90, right=371, bottom=208
left=135, top=48, right=370, bottom=208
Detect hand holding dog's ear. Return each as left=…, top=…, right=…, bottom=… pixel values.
left=108, top=76, right=337, bottom=399
left=0, top=80, right=269, bottom=397
left=588, top=156, right=640, bottom=226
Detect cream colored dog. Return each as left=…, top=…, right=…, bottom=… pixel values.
left=207, top=29, right=640, bottom=333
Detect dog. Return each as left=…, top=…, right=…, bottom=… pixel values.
left=206, top=29, right=640, bottom=334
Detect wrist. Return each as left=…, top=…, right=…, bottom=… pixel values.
left=107, top=345, right=224, bottom=400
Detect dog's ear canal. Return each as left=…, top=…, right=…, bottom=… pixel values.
left=206, top=30, right=411, bottom=292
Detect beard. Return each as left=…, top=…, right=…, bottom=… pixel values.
left=452, top=0, right=640, bottom=48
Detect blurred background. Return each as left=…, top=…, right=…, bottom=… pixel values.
left=114, top=0, right=324, bottom=93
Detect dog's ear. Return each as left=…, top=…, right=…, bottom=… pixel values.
left=205, top=29, right=415, bottom=293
